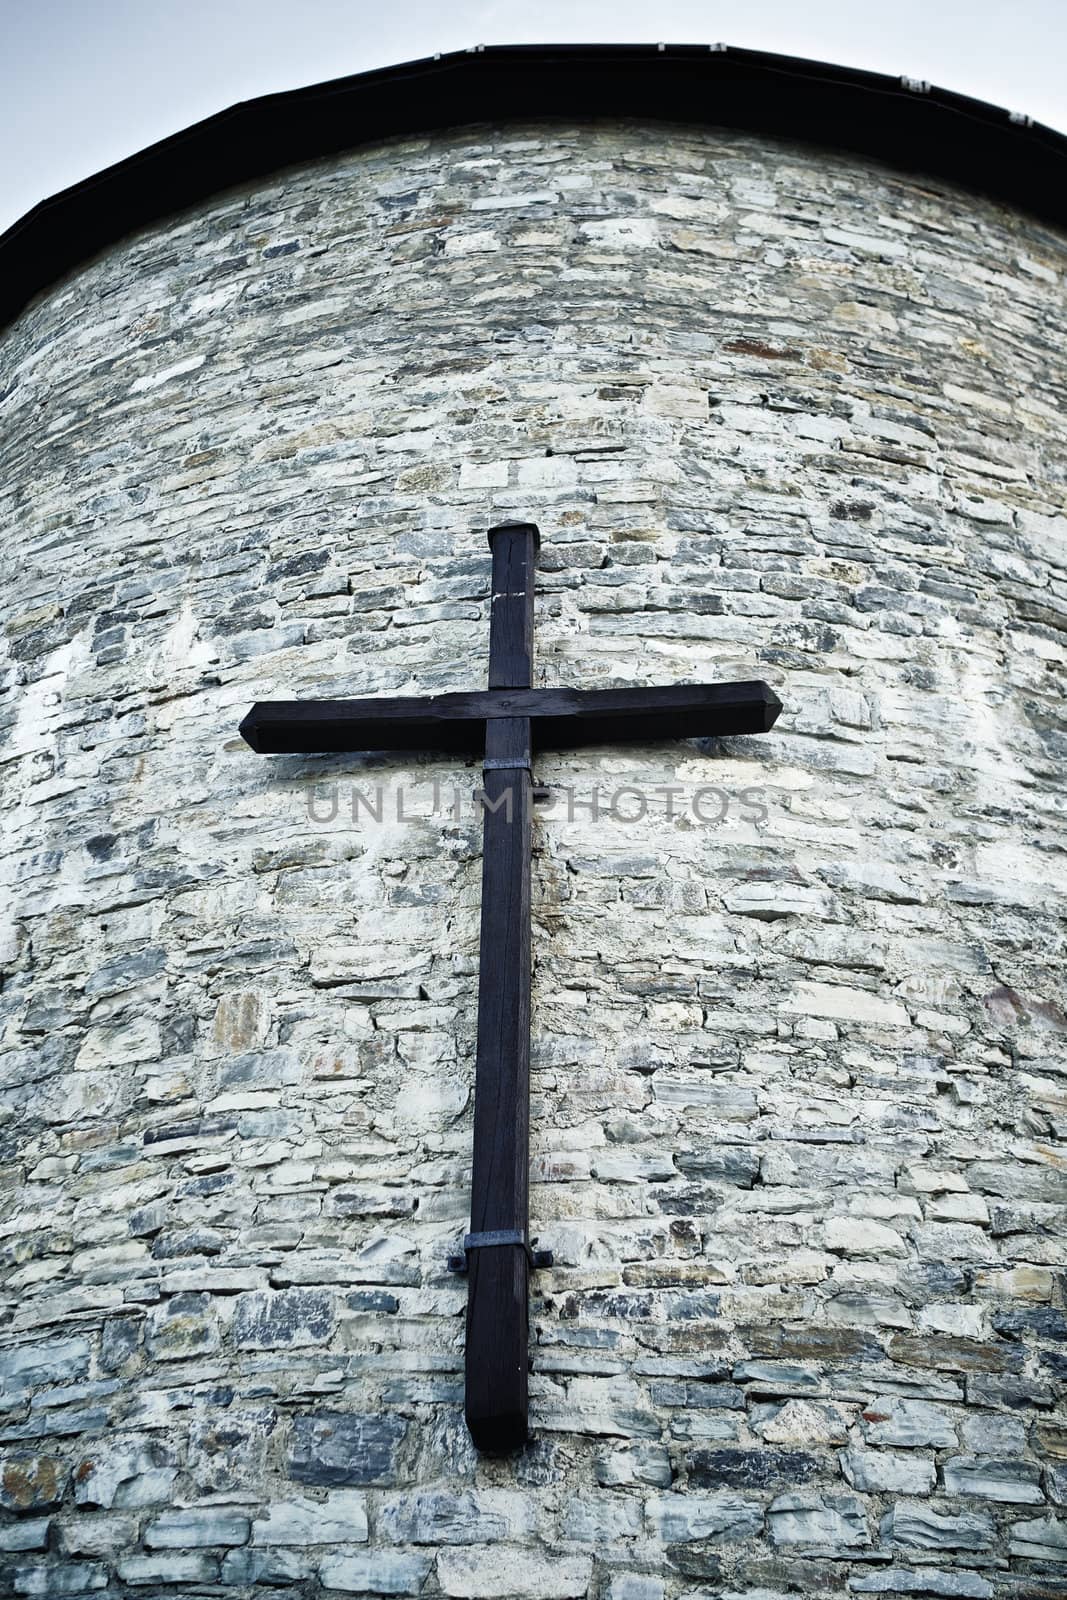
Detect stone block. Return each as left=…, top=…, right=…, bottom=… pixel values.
left=98, top=1316, right=143, bottom=1372
left=143, top=1506, right=251, bottom=1547
left=288, top=1411, right=407, bottom=1486
left=233, top=1287, right=335, bottom=1349
left=0, top=1519, right=51, bottom=1551
left=0, top=1455, right=67, bottom=1510
left=767, top=1491, right=869, bottom=1550
left=436, top=1548, right=593, bottom=1598
left=645, top=1492, right=764, bottom=1542
left=604, top=1578, right=664, bottom=1600
left=73, top=1439, right=177, bottom=1510
left=12, top=1562, right=108, bottom=1595
left=783, top=983, right=910, bottom=1029
left=378, top=1490, right=516, bottom=1545
left=217, top=1047, right=301, bottom=1089
left=960, top=1414, right=1027, bottom=1455
left=57, top=1515, right=139, bottom=1558
left=825, top=1217, right=907, bottom=1258
left=253, top=1490, right=368, bottom=1544
left=562, top=1496, right=643, bottom=1541
left=145, top=1293, right=219, bottom=1361
left=115, top=1552, right=219, bottom=1585
left=1007, top=1514, right=1067, bottom=1560
left=687, top=1448, right=821, bottom=1489
left=187, top=1409, right=277, bottom=1496
left=860, top=1398, right=958, bottom=1449
left=880, top=1502, right=995, bottom=1551
left=842, top=1448, right=935, bottom=1494
left=848, top=1569, right=993, bottom=1597
left=941, top=1455, right=1044, bottom=1503
left=595, top=1443, right=673, bottom=1488
left=0, top=1338, right=91, bottom=1404
left=758, top=1400, right=850, bottom=1446
left=222, top=1547, right=314, bottom=1585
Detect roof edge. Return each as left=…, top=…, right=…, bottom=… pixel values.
left=3, top=41, right=1066, bottom=331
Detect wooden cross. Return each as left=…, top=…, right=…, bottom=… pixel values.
left=240, top=521, right=781, bottom=1453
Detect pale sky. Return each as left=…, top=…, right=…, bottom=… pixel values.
left=2, top=0, right=1064, bottom=237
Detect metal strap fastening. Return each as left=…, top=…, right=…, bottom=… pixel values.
left=482, top=756, right=532, bottom=772
left=447, top=1230, right=553, bottom=1273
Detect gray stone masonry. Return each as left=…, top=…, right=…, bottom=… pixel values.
left=0, top=116, right=1065, bottom=1597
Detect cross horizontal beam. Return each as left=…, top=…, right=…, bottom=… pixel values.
left=238, top=681, right=781, bottom=755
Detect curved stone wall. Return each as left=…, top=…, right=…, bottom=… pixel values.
left=0, top=118, right=1065, bottom=1597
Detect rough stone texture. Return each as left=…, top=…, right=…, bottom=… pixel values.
left=0, top=112, right=1065, bottom=1598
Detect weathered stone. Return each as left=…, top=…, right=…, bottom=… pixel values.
left=687, top=1448, right=821, bottom=1489
left=967, top=1374, right=1055, bottom=1409
left=145, top=1293, right=219, bottom=1361
left=233, top=1287, right=335, bottom=1349
left=11, top=1562, right=108, bottom=1595
left=0, top=1339, right=90, bottom=1404
left=1007, top=1514, right=1067, bottom=1560
left=209, top=990, right=272, bottom=1054
left=675, top=1146, right=760, bottom=1186
left=188, top=1409, right=277, bottom=1496
left=379, top=1490, right=520, bottom=1545
left=992, top=1308, right=1067, bottom=1342
left=825, top=1218, right=908, bottom=1258
left=57, top=1515, right=139, bottom=1558
left=288, top=1411, right=406, bottom=1486
left=222, top=1547, right=313, bottom=1585
left=848, top=1569, right=993, bottom=1597
left=0, top=1519, right=51, bottom=1552
left=650, top=1380, right=743, bottom=1410
left=436, top=1548, right=593, bottom=1598
left=941, top=1455, right=1045, bottom=1503
left=974, top=1265, right=1055, bottom=1301
left=860, top=1399, right=958, bottom=1449
left=783, top=983, right=910, bottom=1029
left=881, top=1502, right=995, bottom=1551
left=750, top=1324, right=883, bottom=1362
left=0, top=1455, right=66, bottom=1511
left=723, top=883, right=833, bottom=920
left=142, top=1505, right=251, bottom=1547
left=767, top=1491, right=869, bottom=1551
left=758, top=1400, right=850, bottom=1446
left=733, top=1361, right=823, bottom=1397
left=960, top=1414, right=1028, bottom=1455
left=646, top=1492, right=764, bottom=1543
left=604, top=1577, right=664, bottom=1600
left=841, top=1449, right=936, bottom=1495
left=1035, top=1423, right=1067, bottom=1459
left=595, top=1443, right=673, bottom=1488
left=562, top=1497, right=643, bottom=1541
left=98, top=1316, right=143, bottom=1372
left=217, top=1047, right=300, bottom=1089
left=115, top=1552, right=219, bottom=1585
left=73, top=1439, right=177, bottom=1510
left=253, top=1490, right=368, bottom=1544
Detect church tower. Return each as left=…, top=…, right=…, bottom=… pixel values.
left=0, top=43, right=1064, bottom=1599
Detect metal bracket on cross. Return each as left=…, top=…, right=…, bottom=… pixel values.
left=447, top=1229, right=554, bottom=1274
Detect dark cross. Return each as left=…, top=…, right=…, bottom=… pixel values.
left=240, top=521, right=781, bottom=1453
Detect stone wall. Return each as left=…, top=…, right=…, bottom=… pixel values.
left=0, top=116, right=1065, bottom=1599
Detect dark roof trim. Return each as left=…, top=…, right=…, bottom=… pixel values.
left=3, top=41, right=1066, bottom=332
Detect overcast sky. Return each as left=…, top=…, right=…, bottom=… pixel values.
left=2, top=0, right=1064, bottom=236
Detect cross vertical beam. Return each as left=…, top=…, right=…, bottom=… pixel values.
left=464, top=522, right=538, bottom=1453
